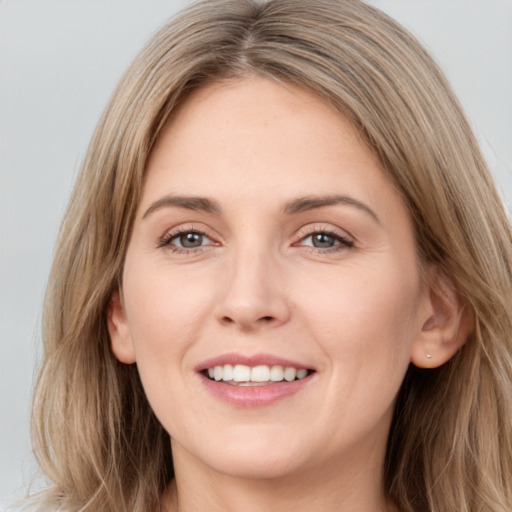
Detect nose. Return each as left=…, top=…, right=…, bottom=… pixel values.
left=214, top=246, right=291, bottom=331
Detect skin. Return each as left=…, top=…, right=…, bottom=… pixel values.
left=109, top=76, right=464, bottom=512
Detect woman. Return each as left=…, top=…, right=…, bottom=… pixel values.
left=30, top=0, right=512, bottom=511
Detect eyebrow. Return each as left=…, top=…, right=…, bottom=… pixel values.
left=142, top=193, right=380, bottom=224
left=142, top=195, right=222, bottom=219
left=283, top=195, right=380, bottom=224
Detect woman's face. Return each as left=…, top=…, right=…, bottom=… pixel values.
left=110, top=77, right=432, bottom=481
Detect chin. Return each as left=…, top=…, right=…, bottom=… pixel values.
left=172, top=432, right=311, bottom=481
left=209, top=453, right=306, bottom=481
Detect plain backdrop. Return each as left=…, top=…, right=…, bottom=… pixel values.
left=1, top=0, right=511, bottom=508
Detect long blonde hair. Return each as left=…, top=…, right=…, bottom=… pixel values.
left=32, top=0, right=512, bottom=510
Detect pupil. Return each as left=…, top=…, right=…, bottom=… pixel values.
left=313, top=233, right=334, bottom=248
left=180, top=232, right=202, bottom=248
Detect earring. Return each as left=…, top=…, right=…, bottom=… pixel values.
left=426, top=353, right=432, bottom=359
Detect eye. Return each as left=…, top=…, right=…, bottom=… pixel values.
left=173, top=231, right=209, bottom=248
left=306, top=232, right=339, bottom=249
left=160, top=229, right=215, bottom=252
left=297, top=229, right=354, bottom=251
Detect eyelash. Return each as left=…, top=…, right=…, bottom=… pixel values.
left=158, top=227, right=355, bottom=255
left=296, top=229, right=354, bottom=252
left=158, top=227, right=216, bottom=254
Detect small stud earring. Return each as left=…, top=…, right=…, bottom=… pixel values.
left=426, top=353, right=432, bottom=359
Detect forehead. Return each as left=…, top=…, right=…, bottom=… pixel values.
left=148, top=79, right=376, bottom=176
left=141, top=76, right=406, bottom=226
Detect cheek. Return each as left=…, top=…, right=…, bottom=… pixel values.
left=302, top=262, right=421, bottom=427
left=120, top=266, right=217, bottom=429
left=299, top=260, right=421, bottom=370
left=122, top=264, right=215, bottom=373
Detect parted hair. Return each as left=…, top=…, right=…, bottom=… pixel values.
left=31, top=0, right=512, bottom=511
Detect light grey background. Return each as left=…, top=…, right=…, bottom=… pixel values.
left=1, top=0, right=511, bottom=508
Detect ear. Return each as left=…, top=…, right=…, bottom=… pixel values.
left=107, top=290, right=136, bottom=364
left=411, top=268, right=473, bottom=369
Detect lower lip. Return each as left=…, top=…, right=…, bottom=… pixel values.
left=200, top=374, right=312, bottom=407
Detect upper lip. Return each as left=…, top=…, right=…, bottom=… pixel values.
left=196, top=353, right=314, bottom=372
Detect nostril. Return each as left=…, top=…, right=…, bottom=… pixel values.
left=220, top=314, right=275, bottom=327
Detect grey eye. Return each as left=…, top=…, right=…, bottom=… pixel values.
left=310, top=233, right=337, bottom=248
left=176, top=232, right=205, bottom=248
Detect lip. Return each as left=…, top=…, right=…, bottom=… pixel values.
left=196, top=352, right=315, bottom=408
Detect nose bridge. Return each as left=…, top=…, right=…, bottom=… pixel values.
left=215, top=238, right=290, bottom=330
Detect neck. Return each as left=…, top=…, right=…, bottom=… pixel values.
left=163, top=440, right=397, bottom=512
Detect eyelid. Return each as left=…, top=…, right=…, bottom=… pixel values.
left=157, top=223, right=220, bottom=252
left=293, top=223, right=355, bottom=250
left=294, top=223, right=354, bottom=241
left=157, top=222, right=355, bottom=254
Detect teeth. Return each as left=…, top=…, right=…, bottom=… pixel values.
left=251, top=365, right=270, bottom=382
left=222, top=364, right=234, bottom=381
left=283, top=367, right=297, bottom=381
left=233, top=364, right=251, bottom=382
left=270, top=365, right=284, bottom=381
left=206, top=364, right=310, bottom=383
left=296, top=369, right=308, bottom=379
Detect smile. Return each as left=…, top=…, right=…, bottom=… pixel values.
left=197, top=354, right=316, bottom=406
left=204, top=364, right=312, bottom=385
